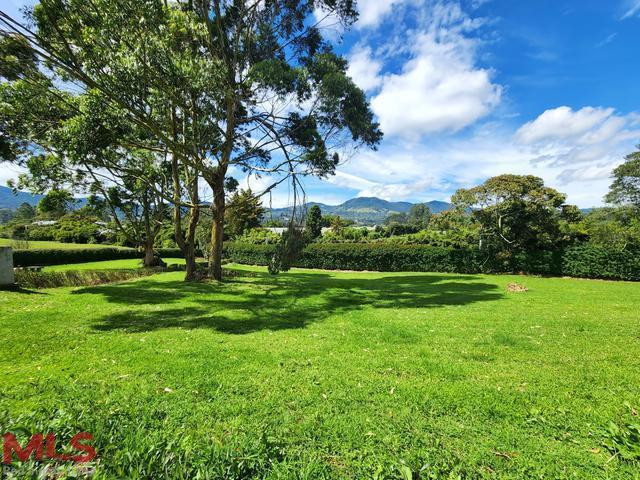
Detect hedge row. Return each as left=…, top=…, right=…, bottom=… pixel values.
left=15, top=268, right=164, bottom=289
left=12, top=247, right=185, bottom=267
left=223, top=242, right=640, bottom=281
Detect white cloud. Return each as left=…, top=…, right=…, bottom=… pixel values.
left=371, top=31, right=501, bottom=138
left=516, top=106, right=618, bottom=145
left=596, top=33, right=618, bottom=48
left=356, top=0, right=407, bottom=29
left=0, top=162, right=26, bottom=188
left=351, top=1, right=502, bottom=139
left=621, top=0, right=640, bottom=19
left=325, top=104, right=640, bottom=207
left=347, top=46, right=383, bottom=92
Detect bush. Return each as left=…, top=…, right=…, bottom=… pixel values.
left=224, top=243, right=277, bottom=266
left=223, top=242, right=640, bottom=281
left=562, top=245, right=640, bottom=281
left=13, top=248, right=140, bottom=267
left=15, top=268, right=163, bottom=289
left=297, top=244, right=482, bottom=273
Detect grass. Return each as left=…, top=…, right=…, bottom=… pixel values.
left=0, top=238, right=130, bottom=250
left=1, top=266, right=639, bottom=479
left=43, top=258, right=186, bottom=272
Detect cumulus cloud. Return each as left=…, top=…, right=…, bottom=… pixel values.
left=349, top=1, right=502, bottom=139
left=370, top=31, right=501, bottom=138
left=516, top=106, right=619, bottom=145
left=515, top=106, right=640, bottom=179
left=325, top=104, right=640, bottom=207
left=347, top=46, right=383, bottom=92
left=356, top=0, right=407, bottom=29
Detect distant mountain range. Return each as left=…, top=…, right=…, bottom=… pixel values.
left=0, top=186, right=45, bottom=210
left=0, top=186, right=88, bottom=210
left=267, top=197, right=453, bottom=225
left=1, top=186, right=453, bottom=225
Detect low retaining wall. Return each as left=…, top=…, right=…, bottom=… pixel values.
left=0, top=247, right=15, bottom=286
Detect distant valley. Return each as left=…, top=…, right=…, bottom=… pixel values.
left=267, top=196, right=452, bottom=225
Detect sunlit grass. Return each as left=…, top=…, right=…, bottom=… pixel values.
left=1, top=266, right=638, bottom=478
left=43, top=258, right=186, bottom=272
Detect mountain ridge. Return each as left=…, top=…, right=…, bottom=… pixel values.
left=267, top=196, right=453, bottom=225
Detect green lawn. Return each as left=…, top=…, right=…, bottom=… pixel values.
left=0, top=238, right=130, bottom=250
left=43, top=258, right=186, bottom=272
left=1, top=267, right=639, bottom=478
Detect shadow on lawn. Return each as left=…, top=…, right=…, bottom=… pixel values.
left=75, top=271, right=503, bottom=334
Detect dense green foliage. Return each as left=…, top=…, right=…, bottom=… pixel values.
left=224, top=242, right=640, bottom=281
left=1, top=0, right=381, bottom=280
left=606, top=148, right=640, bottom=208
left=452, top=175, right=573, bottom=253
left=305, top=205, right=323, bottom=239
left=225, top=189, right=266, bottom=239
left=1, top=267, right=639, bottom=478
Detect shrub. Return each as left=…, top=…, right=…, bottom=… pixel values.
left=224, top=243, right=277, bottom=266
left=562, top=245, right=640, bottom=281
left=13, top=248, right=140, bottom=267
left=15, top=268, right=162, bottom=289
left=297, top=244, right=482, bottom=273
left=223, top=242, right=640, bottom=281
left=234, top=228, right=282, bottom=245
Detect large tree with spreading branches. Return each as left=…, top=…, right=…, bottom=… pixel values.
left=0, top=0, right=382, bottom=280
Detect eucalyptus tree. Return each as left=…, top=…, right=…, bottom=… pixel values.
left=606, top=147, right=640, bottom=210
left=0, top=0, right=382, bottom=280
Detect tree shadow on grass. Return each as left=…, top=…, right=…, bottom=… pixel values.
left=75, top=271, right=503, bottom=334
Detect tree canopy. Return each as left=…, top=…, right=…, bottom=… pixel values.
left=606, top=148, right=640, bottom=209
left=0, top=0, right=382, bottom=279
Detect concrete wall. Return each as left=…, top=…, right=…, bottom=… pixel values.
left=0, top=247, right=15, bottom=286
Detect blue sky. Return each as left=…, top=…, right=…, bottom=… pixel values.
left=2, top=0, right=640, bottom=207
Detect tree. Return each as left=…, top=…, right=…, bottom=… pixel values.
left=452, top=175, right=568, bottom=252
left=384, top=212, right=408, bottom=226
left=225, top=189, right=265, bottom=239
left=408, top=203, right=431, bottom=230
left=606, top=148, right=640, bottom=209
left=0, top=208, right=13, bottom=224
left=0, top=0, right=382, bottom=281
left=37, top=189, right=75, bottom=219
left=578, top=207, right=640, bottom=250
left=12, top=202, right=35, bottom=222
left=305, top=205, right=323, bottom=239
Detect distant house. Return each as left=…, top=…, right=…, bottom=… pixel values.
left=31, top=220, right=58, bottom=226
left=264, top=227, right=287, bottom=235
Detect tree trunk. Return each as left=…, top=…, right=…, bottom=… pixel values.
left=142, top=240, right=156, bottom=267
left=209, top=183, right=225, bottom=281
left=184, top=203, right=200, bottom=281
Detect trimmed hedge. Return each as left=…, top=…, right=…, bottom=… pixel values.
left=13, top=248, right=139, bottom=267
left=13, top=247, right=186, bottom=267
left=15, top=268, right=163, bottom=289
left=224, top=242, right=640, bottom=281
left=562, top=245, right=640, bottom=281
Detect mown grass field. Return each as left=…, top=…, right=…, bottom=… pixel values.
left=0, top=238, right=130, bottom=250
left=1, top=266, right=639, bottom=479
